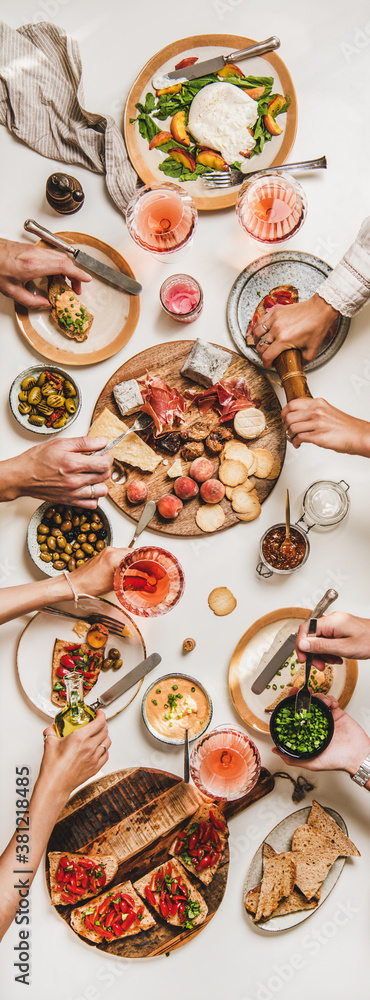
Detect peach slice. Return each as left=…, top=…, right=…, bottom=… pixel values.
left=243, top=86, right=266, bottom=99
left=168, top=148, right=196, bottom=172
left=156, top=83, right=182, bottom=96
left=263, top=113, right=283, bottom=136
left=218, top=62, right=244, bottom=78
left=170, top=110, right=190, bottom=147
left=196, top=149, right=228, bottom=171
left=267, top=94, right=286, bottom=117
left=148, top=130, right=173, bottom=150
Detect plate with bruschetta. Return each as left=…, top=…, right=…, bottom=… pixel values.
left=14, top=232, right=140, bottom=366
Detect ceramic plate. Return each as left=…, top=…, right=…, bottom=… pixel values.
left=228, top=607, right=358, bottom=734
left=124, top=33, right=297, bottom=211
left=27, top=501, right=112, bottom=578
left=17, top=595, right=146, bottom=720
left=15, top=233, right=140, bottom=366
left=243, top=804, right=349, bottom=931
left=9, top=365, right=81, bottom=436
left=227, top=250, right=351, bottom=372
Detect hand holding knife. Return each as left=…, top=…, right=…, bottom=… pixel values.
left=251, top=588, right=338, bottom=694
left=23, top=220, right=142, bottom=295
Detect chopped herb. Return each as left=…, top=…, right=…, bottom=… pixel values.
left=156, top=688, right=161, bottom=694
left=191, top=686, right=195, bottom=692
left=152, top=699, right=158, bottom=706
left=172, top=684, right=178, bottom=690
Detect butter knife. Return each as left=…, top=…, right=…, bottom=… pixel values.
left=90, top=652, right=161, bottom=710
left=251, top=589, right=338, bottom=694
left=23, top=219, right=142, bottom=295
left=167, top=37, right=280, bottom=81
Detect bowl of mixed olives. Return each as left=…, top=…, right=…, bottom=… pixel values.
left=27, top=501, right=112, bottom=576
left=9, top=365, right=81, bottom=434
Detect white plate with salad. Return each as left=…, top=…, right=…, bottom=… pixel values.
left=124, top=33, right=298, bottom=210
left=228, top=607, right=358, bottom=734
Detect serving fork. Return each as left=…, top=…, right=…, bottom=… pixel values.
left=202, top=155, right=327, bottom=189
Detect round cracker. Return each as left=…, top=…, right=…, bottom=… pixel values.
left=196, top=503, right=225, bottom=532
left=208, top=586, right=237, bottom=616
left=234, top=407, right=266, bottom=439
left=232, top=491, right=261, bottom=520
left=223, top=440, right=254, bottom=469
left=252, top=448, right=275, bottom=479
left=218, top=459, right=248, bottom=487
left=248, top=456, right=257, bottom=476
left=231, top=485, right=260, bottom=513
left=267, top=455, right=281, bottom=479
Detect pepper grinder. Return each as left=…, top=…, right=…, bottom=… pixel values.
left=46, top=172, right=85, bottom=214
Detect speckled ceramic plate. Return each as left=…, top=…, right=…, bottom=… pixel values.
left=227, top=250, right=350, bottom=371
left=243, top=804, right=349, bottom=932
left=17, top=595, right=145, bottom=721
left=27, top=501, right=112, bottom=577
left=9, top=365, right=81, bottom=435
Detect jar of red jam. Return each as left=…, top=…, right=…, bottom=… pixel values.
left=159, top=274, right=203, bottom=323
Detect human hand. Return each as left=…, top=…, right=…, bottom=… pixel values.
left=40, top=710, right=111, bottom=801
left=6, top=436, right=112, bottom=508
left=272, top=694, right=370, bottom=774
left=252, top=293, right=339, bottom=368
left=295, top=612, right=370, bottom=670
left=0, top=239, right=91, bottom=308
left=281, top=396, right=370, bottom=454
left=68, top=545, right=130, bottom=597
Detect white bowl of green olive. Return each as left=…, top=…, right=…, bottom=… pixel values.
left=9, top=365, right=81, bottom=434
left=27, top=501, right=112, bottom=576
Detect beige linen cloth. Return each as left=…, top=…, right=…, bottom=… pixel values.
left=0, top=20, right=138, bottom=214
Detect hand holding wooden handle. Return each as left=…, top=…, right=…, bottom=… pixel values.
left=274, top=348, right=312, bottom=402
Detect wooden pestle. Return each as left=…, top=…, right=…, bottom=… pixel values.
left=274, top=348, right=312, bottom=402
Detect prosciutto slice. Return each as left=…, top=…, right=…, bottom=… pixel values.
left=138, top=374, right=188, bottom=434
left=184, top=377, right=259, bottom=423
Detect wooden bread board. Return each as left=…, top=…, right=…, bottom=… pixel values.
left=46, top=765, right=274, bottom=956
left=91, top=340, right=286, bottom=537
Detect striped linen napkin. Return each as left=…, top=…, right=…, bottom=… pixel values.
left=0, top=20, right=138, bottom=215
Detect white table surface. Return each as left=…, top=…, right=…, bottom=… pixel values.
left=1, top=2, right=370, bottom=998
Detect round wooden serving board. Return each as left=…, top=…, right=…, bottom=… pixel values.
left=46, top=765, right=274, bottom=956
left=91, top=340, right=286, bottom=537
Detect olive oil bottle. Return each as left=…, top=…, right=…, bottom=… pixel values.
left=54, top=672, right=96, bottom=737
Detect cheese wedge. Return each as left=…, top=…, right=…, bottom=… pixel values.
left=89, top=407, right=161, bottom=473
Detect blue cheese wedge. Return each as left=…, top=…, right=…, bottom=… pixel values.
left=180, top=338, right=233, bottom=387
left=113, top=379, right=143, bottom=417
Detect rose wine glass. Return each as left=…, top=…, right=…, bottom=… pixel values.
left=236, top=170, right=307, bottom=244
left=190, top=725, right=261, bottom=801
left=113, top=545, right=185, bottom=617
left=126, top=182, right=197, bottom=260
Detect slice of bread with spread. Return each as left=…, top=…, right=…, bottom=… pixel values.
left=48, top=851, right=118, bottom=906
left=48, top=275, right=93, bottom=341
left=70, top=880, right=155, bottom=942
left=51, top=638, right=105, bottom=708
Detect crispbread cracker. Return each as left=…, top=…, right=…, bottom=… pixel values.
left=289, top=847, right=340, bottom=900
left=196, top=504, right=225, bottom=532
left=223, top=440, right=255, bottom=469
left=208, top=587, right=237, bottom=616
left=218, top=459, right=249, bottom=487
left=234, top=406, right=266, bottom=439
left=308, top=800, right=360, bottom=857
left=252, top=448, right=275, bottom=479
left=255, top=853, right=296, bottom=922
left=89, top=408, right=161, bottom=473
left=232, top=491, right=261, bottom=521
left=245, top=884, right=317, bottom=920
left=291, top=825, right=338, bottom=855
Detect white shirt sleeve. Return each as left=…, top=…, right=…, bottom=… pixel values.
left=317, top=217, right=370, bottom=316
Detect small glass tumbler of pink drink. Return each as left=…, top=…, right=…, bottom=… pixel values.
left=160, top=273, right=203, bottom=323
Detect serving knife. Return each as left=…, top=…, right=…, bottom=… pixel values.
left=90, top=652, right=161, bottom=710
left=251, top=589, right=338, bottom=695
left=23, top=219, right=142, bottom=295
left=167, top=37, right=280, bottom=81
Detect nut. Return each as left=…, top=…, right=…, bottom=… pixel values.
left=182, top=638, right=196, bottom=652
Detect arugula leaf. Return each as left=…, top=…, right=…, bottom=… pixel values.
left=159, top=157, right=208, bottom=181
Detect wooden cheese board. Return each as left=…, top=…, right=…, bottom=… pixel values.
left=46, top=765, right=274, bottom=956
left=91, top=340, right=286, bottom=536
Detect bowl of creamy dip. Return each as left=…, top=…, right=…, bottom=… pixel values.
left=142, top=672, right=213, bottom=745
